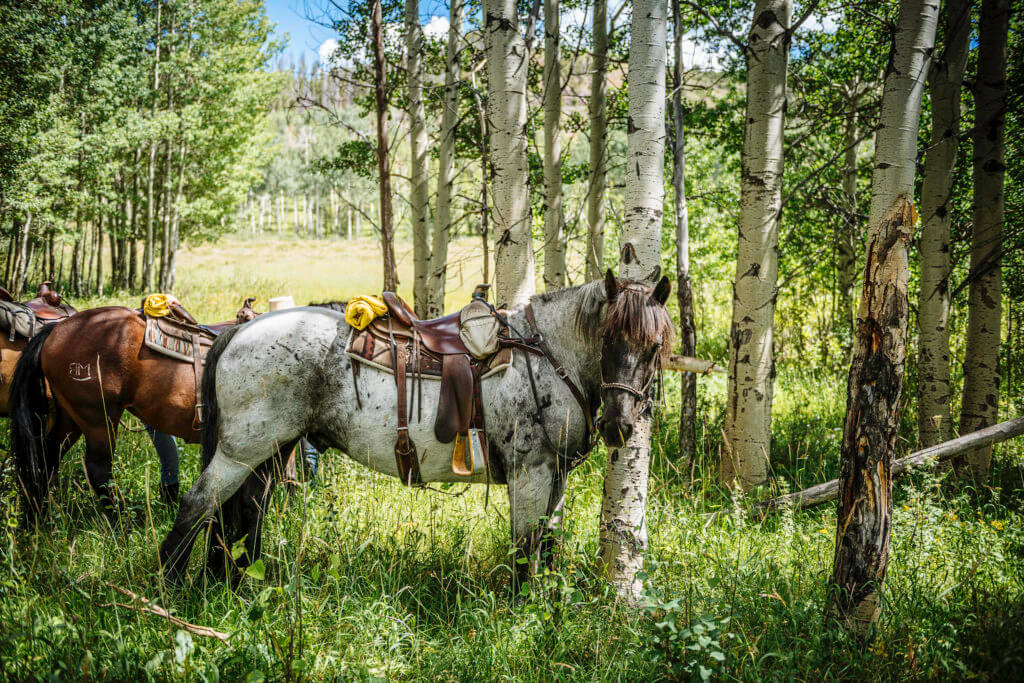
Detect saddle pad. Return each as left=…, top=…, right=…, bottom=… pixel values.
left=144, top=316, right=215, bottom=364
left=345, top=327, right=513, bottom=379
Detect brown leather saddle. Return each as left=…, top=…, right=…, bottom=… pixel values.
left=0, top=281, right=77, bottom=341
left=142, top=297, right=261, bottom=427
left=345, top=291, right=512, bottom=484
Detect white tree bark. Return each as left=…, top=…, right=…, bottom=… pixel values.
left=407, top=0, right=431, bottom=316
left=918, top=0, right=970, bottom=448
left=541, top=0, right=565, bottom=290
left=585, top=0, right=607, bottom=283
left=722, top=0, right=792, bottom=491
left=960, top=0, right=1009, bottom=479
left=428, top=0, right=464, bottom=318
left=598, top=0, right=666, bottom=602
left=484, top=0, right=534, bottom=308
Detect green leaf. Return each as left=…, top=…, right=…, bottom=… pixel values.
left=246, top=559, right=266, bottom=581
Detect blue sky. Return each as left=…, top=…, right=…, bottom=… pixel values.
left=265, top=0, right=454, bottom=68
left=265, top=0, right=337, bottom=67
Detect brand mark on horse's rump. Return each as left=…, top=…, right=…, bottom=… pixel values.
left=68, top=362, right=92, bottom=381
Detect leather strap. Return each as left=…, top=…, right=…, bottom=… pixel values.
left=191, top=333, right=204, bottom=430
left=393, top=339, right=421, bottom=485
left=524, top=305, right=596, bottom=440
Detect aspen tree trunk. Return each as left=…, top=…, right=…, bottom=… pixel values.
left=95, top=210, right=104, bottom=295
left=542, top=0, right=565, bottom=290
left=836, top=92, right=860, bottom=358
left=585, top=0, right=608, bottom=283
left=11, top=215, right=31, bottom=297
left=293, top=195, right=299, bottom=235
left=472, top=78, right=491, bottom=285
left=672, top=0, right=697, bottom=465
left=372, top=0, right=398, bottom=291
left=598, top=0, right=666, bottom=602
left=721, top=0, right=792, bottom=491
left=484, top=0, right=534, bottom=307
left=959, top=0, right=1009, bottom=480
left=918, top=0, right=970, bottom=448
left=143, top=0, right=162, bottom=292
left=829, top=0, right=937, bottom=636
left=427, top=0, right=464, bottom=318
left=407, top=0, right=431, bottom=315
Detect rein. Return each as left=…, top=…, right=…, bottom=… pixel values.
left=486, top=302, right=596, bottom=469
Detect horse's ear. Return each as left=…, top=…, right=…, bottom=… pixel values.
left=604, top=269, right=618, bottom=302
left=645, top=265, right=662, bottom=282
left=651, top=276, right=671, bottom=305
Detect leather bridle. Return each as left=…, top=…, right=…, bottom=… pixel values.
left=600, top=342, right=664, bottom=419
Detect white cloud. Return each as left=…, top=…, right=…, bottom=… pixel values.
left=318, top=38, right=339, bottom=65
left=424, top=16, right=449, bottom=39
left=803, top=12, right=841, bottom=33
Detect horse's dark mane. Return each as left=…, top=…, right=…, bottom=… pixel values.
left=548, top=279, right=671, bottom=352
left=309, top=300, right=346, bottom=312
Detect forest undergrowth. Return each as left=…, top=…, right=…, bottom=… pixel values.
left=1, top=238, right=1021, bottom=680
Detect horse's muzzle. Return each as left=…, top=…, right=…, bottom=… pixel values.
left=597, top=416, right=633, bottom=447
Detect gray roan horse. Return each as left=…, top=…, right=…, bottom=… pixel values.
left=159, top=271, right=672, bottom=591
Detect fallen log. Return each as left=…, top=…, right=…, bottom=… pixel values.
left=756, top=416, right=1024, bottom=513
left=664, top=355, right=723, bottom=374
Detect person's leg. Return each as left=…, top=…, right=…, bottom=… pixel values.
left=300, top=438, right=319, bottom=485
left=146, top=425, right=180, bottom=503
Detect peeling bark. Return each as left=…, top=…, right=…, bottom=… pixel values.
left=722, top=0, right=792, bottom=491
left=959, top=0, right=1009, bottom=480
left=830, top=198, right=915, bottom=635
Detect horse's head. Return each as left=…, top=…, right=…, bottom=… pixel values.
left=595, top=268, right=672, bottom=447
left=235, top=297, right=260, bottom=324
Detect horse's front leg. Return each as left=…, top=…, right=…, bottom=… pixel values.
left=508, top=460, right=568, bottom=596
left=160, top=449, right=254, bottom=584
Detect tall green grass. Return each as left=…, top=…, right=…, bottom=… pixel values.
left=1, top=237, right=1022, bottom=680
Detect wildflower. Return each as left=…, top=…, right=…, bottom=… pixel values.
left=991, top=520, right=1004, bottom=531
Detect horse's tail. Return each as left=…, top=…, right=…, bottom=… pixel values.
left=9, top=324, right=57, bottom=521
left=200, top=323, right=244, bottom=469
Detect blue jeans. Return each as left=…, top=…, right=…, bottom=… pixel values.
left=300, top=438, right=319, bottom=483
left=145, top=426, right=179, bottom=486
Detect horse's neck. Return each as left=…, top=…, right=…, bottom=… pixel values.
left=510, top=287, right=603, bottom=396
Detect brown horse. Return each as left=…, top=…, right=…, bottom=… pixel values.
left=9, top=300, right=257, bottom=523
left=0, top=282, right=77, bottom=414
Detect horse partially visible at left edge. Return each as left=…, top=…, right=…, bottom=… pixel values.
left=9, top=299, right=259, bottom=524
left=160, top=270, right=673, bottom=592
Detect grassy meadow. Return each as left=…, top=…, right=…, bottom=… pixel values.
left=1, top=236, right=1023, bottom=680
